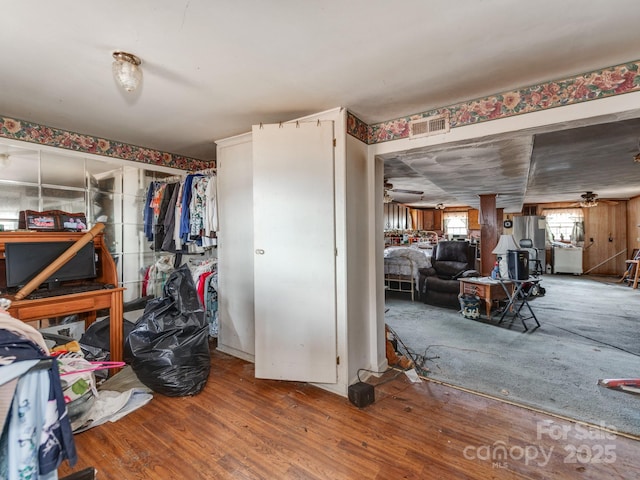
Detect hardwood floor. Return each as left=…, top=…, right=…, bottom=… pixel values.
left=59, top=347, right=640, bottom=479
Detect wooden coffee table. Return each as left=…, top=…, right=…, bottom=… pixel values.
left=459, top=277, right=513, bottom=319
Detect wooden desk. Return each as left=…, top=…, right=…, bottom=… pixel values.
left=7, top=287, right=125, bottom=363
left=459, top=277, right=512, bottom=319
left=0, top=231, right=125, bottom=369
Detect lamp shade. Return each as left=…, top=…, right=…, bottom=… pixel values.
left=492, top=234, right=519, bottom=255
left=112, top=51, right=142, bottom=92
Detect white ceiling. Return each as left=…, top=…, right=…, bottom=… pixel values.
left=3, top=1, right=640, bottom=209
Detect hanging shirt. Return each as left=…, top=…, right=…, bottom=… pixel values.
left=161, top=181, right=182, bottom=252
left=204, top=273, right=219, bottom=337
left=202, top=175, right=218, bottom=248
left=143, top=181, right=158, bottom=241
left=154, top=182, right=178, bottom=251
left=179, top=174, right=203, bottom=245
left=189, top=176, right=210, bottom=241
left=173, top=181, right=185, bottom=251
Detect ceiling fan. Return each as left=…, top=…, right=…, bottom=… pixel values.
left=383, top=180, right=424, bottom=203
left=570, top=191, right=618, bottom=208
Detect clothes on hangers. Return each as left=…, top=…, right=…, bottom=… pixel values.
left=186, top=258, right=218, bottom=337
left=197, top=271, right=213, bottom=307
left=204, top=273, right=218, bottom=337
left=142, top=172, right=218, bottom=252
left=187, top=257, right=216, bottom=284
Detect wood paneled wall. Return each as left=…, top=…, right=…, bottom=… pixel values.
left=627, top=195, right=640, bottom=260
left=393, top=199, right=640, bottom=276
left=525, top=200, right=635, bottom=275
left=583, top=202, right=628, bottom=275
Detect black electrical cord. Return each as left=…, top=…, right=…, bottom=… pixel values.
left=356, top=367, right=406, bottom=388
left=357, top=367, right=391, bottom=383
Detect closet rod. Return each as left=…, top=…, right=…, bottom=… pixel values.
left=157, top=174, right=184, bottom=184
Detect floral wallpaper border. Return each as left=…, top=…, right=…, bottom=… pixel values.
left=4, top=59, right=638, bottom=159
left=347, top=60, right=640, bottom=144
left=0, top=116, right=214, bottom=171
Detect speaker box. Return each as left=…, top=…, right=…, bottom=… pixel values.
left=348, top=382, right=375, bottom=408
left=507, top=249, right=529, bottom=280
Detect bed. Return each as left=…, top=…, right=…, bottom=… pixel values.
left=384, top=246, right=432, bottom=301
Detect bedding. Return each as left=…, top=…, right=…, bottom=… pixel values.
left=384, top=246, right=432, bottom=288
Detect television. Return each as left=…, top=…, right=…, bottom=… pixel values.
left=5, top=241, right=97, bottom=290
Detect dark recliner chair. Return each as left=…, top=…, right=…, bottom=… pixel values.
left=419, top=241, right=480, bottom=308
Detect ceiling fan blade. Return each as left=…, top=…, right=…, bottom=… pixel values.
left=580, top=191, right=598, bottom=200
left=391, top=188, right=424, bottom=195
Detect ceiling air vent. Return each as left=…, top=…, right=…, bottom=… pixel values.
left=409, top=114, right=450, bottom=139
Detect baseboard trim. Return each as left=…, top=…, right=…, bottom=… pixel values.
left=216, top=344, right=255, bottom=363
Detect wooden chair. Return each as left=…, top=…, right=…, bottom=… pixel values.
left=620, top=249, right=640, bottom=289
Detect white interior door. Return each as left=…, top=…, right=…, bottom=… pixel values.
left=253, top=121, right=337, bottom=383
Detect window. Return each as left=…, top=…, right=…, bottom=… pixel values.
left=541, top=208, right=584, bottom=243
left=443, top=211, right=468, bottom=238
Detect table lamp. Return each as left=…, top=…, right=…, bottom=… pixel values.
left=492, top=234, right=519, bottom=278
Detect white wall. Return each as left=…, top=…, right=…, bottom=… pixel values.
left=216, top=108, right=380, bottom=397
left=345, top=134, right=385, bottom=383
left=216, top=133, right=256, bottom=362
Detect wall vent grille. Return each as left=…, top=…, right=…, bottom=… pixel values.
left=409, top=114, right=450, bottom=138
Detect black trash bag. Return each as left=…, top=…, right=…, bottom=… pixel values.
left=80, top=316, right=136, bottom=360
left=124, top=264, right=210, bottom=396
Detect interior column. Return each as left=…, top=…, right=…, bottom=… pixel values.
left=479, top=194, right=498, bottom=277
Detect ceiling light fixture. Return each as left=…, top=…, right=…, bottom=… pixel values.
left=112, top=51, right=142, bottom=92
